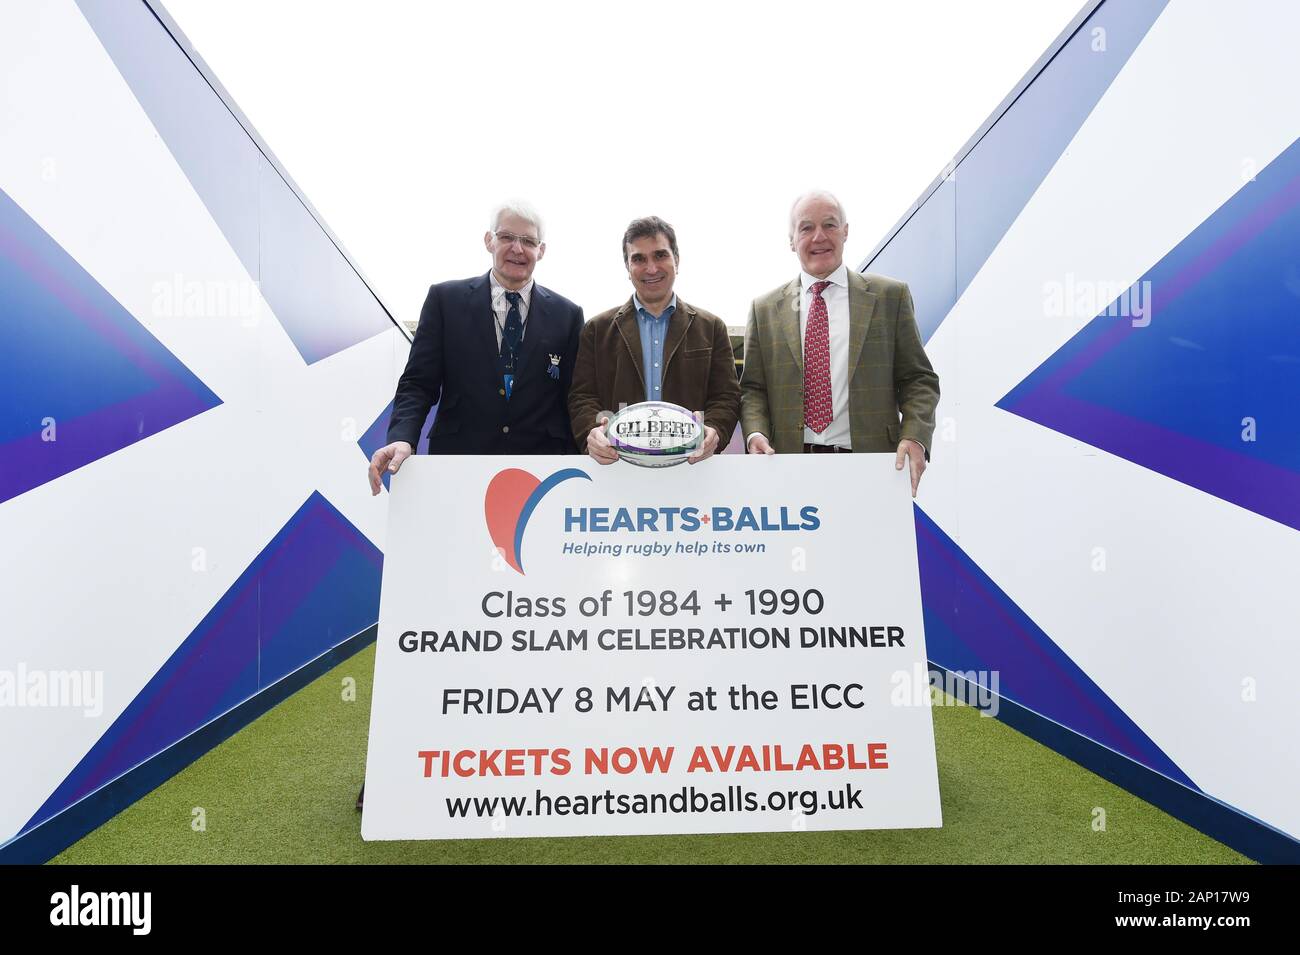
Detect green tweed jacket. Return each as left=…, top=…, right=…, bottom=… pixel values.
left=739, top=270, right=939, bottom=456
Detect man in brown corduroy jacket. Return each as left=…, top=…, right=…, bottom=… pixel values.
left=569, top=216, right=740, bottom=464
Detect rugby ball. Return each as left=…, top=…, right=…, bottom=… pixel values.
left=605, top=401, right=702, bottom=468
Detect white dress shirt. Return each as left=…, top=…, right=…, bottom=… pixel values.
left=800, top=263, right=852, bottom=449
left=489, top=272, right=533, bottom=349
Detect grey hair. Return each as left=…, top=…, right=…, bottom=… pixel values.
left=489, top=200, right=545, bottom=242
left=788, top=190, right=847, bottom=238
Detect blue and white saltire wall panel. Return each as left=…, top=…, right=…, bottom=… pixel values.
left=870, top=0, right=1300, bottom=850
left=0, top=0, right=410, bottom=852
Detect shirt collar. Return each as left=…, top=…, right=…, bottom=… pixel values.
left=490, top=271, right=534, bottom=308
left=800, top=263, right=849, bottom=291
left=632, top=293, right=677, bottom=320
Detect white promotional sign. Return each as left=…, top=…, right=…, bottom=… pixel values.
left=362, top=455, right=941, bottom=839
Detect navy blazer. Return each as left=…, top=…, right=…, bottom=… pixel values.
left=387, top=272, right=584, bottom=454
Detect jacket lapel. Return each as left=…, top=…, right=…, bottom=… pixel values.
left=661, top=299, right=694, bottom=381
left=777, top=276, right=803, bottom=370
left=614, top=300, right=647, bottom=391
left=469, top=272, right=498, bottom=364
left=514, top=283, right=546, bottom=382
left=846, top=271, right=878, bottom=383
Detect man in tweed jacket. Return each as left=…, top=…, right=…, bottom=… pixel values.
left=739, top=191, right=939, bottom=495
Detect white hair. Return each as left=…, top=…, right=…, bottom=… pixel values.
left=788, top=190, right=847, bottom=238
left=489, top=200, right=545, bottom=241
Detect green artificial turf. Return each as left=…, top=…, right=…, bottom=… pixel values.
left=52, top=644, right=1251, bottom=864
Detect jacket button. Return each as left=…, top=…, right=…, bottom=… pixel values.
left=502, top=426, right=510, bottom=433
left=499, top=388, right=506, bottom=396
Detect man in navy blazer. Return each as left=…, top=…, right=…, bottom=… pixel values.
left=367, top=201, right=585, bottom=494
left=360, top=202, right=582, bottom=809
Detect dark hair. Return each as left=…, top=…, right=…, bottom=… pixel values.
left=622, top=216, right=679, bottom=264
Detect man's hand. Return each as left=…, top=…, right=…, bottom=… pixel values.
left=587, top=416, right=619, bottom=465
left=895, top=438, right=926, bottom=497
left=369, top=441, right=414, bottom=495
left=747, top=433, right=775, bottom=456
left=687, top=413, right=719, bottom=464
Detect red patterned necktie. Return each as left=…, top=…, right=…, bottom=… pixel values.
left=804, top=280, right=833, bottom=433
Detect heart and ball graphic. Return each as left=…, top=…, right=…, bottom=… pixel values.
left=484, top=467, right=589, bottom=574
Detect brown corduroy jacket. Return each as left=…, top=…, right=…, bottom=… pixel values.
left=568, top=297, right=740, bottom=451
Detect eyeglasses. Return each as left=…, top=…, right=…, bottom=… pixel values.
left=494, top=231, right=542, bottom=250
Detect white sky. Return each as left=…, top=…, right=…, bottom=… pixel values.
left=163, top=0, right=1083, bottom=330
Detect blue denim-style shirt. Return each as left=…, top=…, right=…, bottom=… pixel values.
left=632, top=293, right=677, bottom=401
